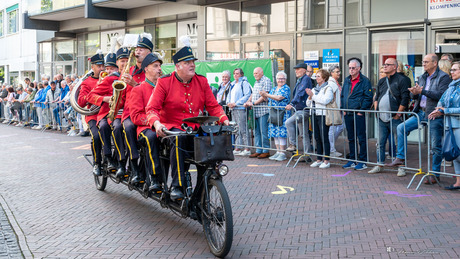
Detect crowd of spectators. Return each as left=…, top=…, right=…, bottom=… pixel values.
left=2, top=53, right=460, bottom=190
left=0, top=74, right=87, bottom=136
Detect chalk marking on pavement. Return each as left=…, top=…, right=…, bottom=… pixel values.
left=60, top=140, right=83, bottom=144
left=71, top=144, right=91, bottom=150
left=0, top=134, right=19, bottom=138
left=247, top=164, right=280, bottom=167
left=242, top=172, right=274, bottom=177
left=0, top=194, right=34, bottom=258
left=331, top=171, right=352, bottom=177
left=271, top=185, right=295, bottom=194
left=77, top=156, right=84, bottom=159
left=384, top=191, right=432, bottom=198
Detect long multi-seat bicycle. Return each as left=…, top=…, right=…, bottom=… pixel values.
left=84, top=116, right=236, bottom=258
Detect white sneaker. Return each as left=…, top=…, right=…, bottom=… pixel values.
left=397, top=167, right=406, bottom=177
left=233, top=150, right=241, bottom=155
left=310, top=161, right=323, bottom=167
left=269, top=152, right=280, bottom=160
left=331, top=151, right=342, bottom=157
left=319, top=162, right=330, bottom=169
left=275, top=153, right=287, bottom=161
left=368, top=166, right=383, bottom=174
left=238, top=150, right=251, bottom=156
left=34, top=126, right=43, bottom=130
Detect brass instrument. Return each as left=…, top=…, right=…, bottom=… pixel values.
left=69, top=70, right=101, bottom=115
left=107, top=50, right=134, bottom=121
left=100, top=71, right=108, bottom=78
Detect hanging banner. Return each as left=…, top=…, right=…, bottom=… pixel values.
left=428, top=0, right=460, bottom=19
left=322, top=48, right=340, bottom=69
left=161, top=59, right=274, bottom=89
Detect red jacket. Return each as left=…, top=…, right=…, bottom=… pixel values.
left=86, top=74, right=122, bottom=124
left=146, top=71, right=228, bottom=130
left=130, top=80, right=155, bottom=137
left=121, top=66, right=145, bottom=122
left=77, top=76, right=99, bottom=124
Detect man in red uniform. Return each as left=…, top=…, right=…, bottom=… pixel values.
left=77, top=51, right=106, bottom=176
left=86, top=48, right=129, bottom=177
left=120, top=35, right=152, bottom=180
left=129, top=53, right=163, bottom=190
left=146, top=44, right=229, bottom=200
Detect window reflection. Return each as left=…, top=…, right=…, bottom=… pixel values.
left=55, top=41, right=75, bottom=61
left=206, top=3, right=240, bottom=39
left=242, top=0, right=295, bottom=36
left=244, top=42, right=264, bottom=59
left=206, top=40, right=240, bottom=60
left=297, top=0, right=325, bottom=30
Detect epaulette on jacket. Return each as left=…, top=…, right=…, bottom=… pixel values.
left=160, top=73, right=172, bottom=79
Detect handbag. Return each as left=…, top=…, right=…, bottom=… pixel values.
left=269, top=107, right=285, bottom=126
left=325, top=87, right=343, bottom=126
left=442, top=116, right=460, bottom=161
left=194, top=134, right=235, bottom=163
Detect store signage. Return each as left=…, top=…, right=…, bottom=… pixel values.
left=304, top=50, right=319, bottom=68
left=178, top=20, right=198, bottom=48
left=322, top=48, right=340, bottom=69
left=428, top=0, right=460, bottom=19
left=101, top=29, right=125, bottom=54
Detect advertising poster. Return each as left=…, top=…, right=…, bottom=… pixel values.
left=322, top=48, right=340, bottom=69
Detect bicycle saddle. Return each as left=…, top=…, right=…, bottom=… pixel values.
left=182, top=116, right=219, bottom=125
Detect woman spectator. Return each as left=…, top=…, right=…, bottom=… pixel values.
left=227, top=68, right=252, bottom=156
left=2, top=87, right=15, bottom=123
left=428, top=61, right=460, bottom=190
left=327, top=65, right=344, bottom=157
left=261, top=71, right=291, bottom=161
left=439, top=59, right=452, bottom=78
left=306, top=69, right=334, bottom=169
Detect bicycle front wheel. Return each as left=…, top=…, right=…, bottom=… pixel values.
left=201, top=179, right=233, bottom=258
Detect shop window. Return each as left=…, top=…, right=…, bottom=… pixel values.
left=127, top=27, right=144, bottom=35
left=371, top=30, right=423, bottom=86
left=85, top=32, right=100, bottom=55
left=7, top=4, right=19, bottom=34
left=206, top=40, right=240, bottom=60
left=0, top=11, right=3, bottom=37
left=244, top=42, right=264, bottom=59
left=345, top=29, right=367, bottom=75
left=0, top=66, right=4, bottom=83
left=370, top=0, right=423, bottom=24
left=345, top=0, right=369, bottom=26
left=55, top=40, right=75, bottom=61
left=40, top=42, right=52, bottom=63
left=302, top=33, right=342, bottom=74
left=206, top=3, right=240, bottom=39
left=329, top=0, right=343, bottom=28
left=155, top=23, right=176, bottom=63
left=242, top=0, right=295, bottom=36
left=298, top=0, right=326, bottom=30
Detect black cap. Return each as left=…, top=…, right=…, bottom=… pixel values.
left=90, top=53, right=104, bottom=65
left=293, top=63, right=308, bottom=70
left=137, top=36, right=153, bottom=52
left=105, top=53, right=117, bottom=68
left=172, top=46, right=197, bottom=64
left=116, top=47, right=130, bottom=60
left=141, top=53, right=163, bottom=71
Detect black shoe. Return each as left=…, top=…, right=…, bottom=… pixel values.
left=115, top=163, right=127, bottom=178
left=106, top=156, right=117, bottom=172
left=170, top=187, right=184, bottom=201
left=130, top=161, right=143, bottom=184
left=92, top=164, right=102, bottom=176
left=149, top=178, right=162, bottom=193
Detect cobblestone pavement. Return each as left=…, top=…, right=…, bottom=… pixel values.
left=0, top=203, right=23, bottom=259
left=0, top=124, right=459, bottom=258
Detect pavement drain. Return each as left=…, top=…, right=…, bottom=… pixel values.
left=0, top=204, right=23, bottom=259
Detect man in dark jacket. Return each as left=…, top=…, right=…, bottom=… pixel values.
left=285, top=63, right=313, bottom=153
left=386, top=54, right=451, bottom=183
left=369, top=58, right=410, bottom=174
left=341, top=57, right=373, bottom=170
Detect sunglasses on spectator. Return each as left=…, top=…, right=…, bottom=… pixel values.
left=383, top=63, right=395, bottom=67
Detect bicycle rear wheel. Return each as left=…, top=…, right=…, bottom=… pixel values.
left=201, top=179, right=233, bottom=258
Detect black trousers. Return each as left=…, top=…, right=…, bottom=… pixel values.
left=99, top=118, right=125, bottom=160
left=138, top=129, right=162, bottom=179
left=123, top=117, right=140, bottom=160
left=88, top=120, right=102, bottom=164
left=168, top=131, right=206, bottom=188
left=312, top=114, right=330, bottom=161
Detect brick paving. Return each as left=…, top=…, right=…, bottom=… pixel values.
left=0, top=124, right=459, bottom=258
left=0, top=203, right=23, bottom=259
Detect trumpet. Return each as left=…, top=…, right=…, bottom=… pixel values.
left=100, top=71, right=109, bottom=78
left=107, top=50, right=134, bottom=121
